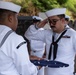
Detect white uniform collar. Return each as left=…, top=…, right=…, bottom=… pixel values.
left=0, top=25, right=12, bottom=32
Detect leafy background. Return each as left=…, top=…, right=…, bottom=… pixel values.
left=5, top=0, right=76, bottom=19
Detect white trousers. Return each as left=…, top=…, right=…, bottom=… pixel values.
left=38, top=67, right=44, bottom=75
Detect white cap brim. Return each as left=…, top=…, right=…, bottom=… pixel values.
left=33, top=16, right=43, bottom=21
left=0, top=1, right=21, bottom=13
left=45, top=8, right=66, bottom=17
left=65, top=15, right=70, bottom=19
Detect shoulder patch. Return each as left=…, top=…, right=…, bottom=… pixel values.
left=16, top=41, right=26, bottom=49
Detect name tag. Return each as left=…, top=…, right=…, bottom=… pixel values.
left=62, top=35, right=70, bottom=38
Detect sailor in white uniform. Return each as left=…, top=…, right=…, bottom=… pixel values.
left=30, top=31, right=45, bottom=75
left=25, top=8, right=76, bottom=75
left=0, top=1, right=38, bottom=75
left=30, top=16, right=45, bottom=58
left=26, top=16, right=45, bottom=75
left=65, top=15, right=74, bottom=29
left=65, top=15, right=70, bottom=25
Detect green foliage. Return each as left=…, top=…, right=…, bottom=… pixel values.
left=32, top=0, right=60, bottom=12
left=64, top=0, right=76, bottom=13
left=11, top=0, right=76, bottom=18
left=56, top=0, right=68, bottom=5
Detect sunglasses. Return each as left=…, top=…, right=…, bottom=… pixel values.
left=48, top=19, right=60, bottom=25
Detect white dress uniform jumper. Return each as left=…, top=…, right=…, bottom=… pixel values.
left=0, top=1, right=37, bottom=75
left=25, top=24, right=76, bottom=75
left=0, top=25, right=38, bottom=75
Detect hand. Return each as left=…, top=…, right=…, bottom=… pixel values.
left=30, top=55, right=44, bottom=60
left=37, top=66, right=42, bottom=70
left=30, top=55, right=44, bottom=70
left=37, top=18, right=48, bottom=28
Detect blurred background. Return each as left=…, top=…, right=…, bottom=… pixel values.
left=4, top=0, right=76, bottom=19
left=1, top=0, right=76, bottom=38
left=3, top=0, right=76, bottom=35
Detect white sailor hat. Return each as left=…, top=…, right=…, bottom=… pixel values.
left=45, top=8, right=66, bottom=17
left=0, top=1, right=21, bottom=13
left=65, top=15, right=70, bottom=19
left=32, top=16, right=43, bottom=21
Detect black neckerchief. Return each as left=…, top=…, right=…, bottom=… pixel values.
left=48, top=29, right=68, bottom=60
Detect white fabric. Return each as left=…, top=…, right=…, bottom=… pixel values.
left=0, top=1, right=21, bottom=13
left=30, top=28, right=45, bottom=57
left=30, top=40, right=45, bottom=51
left=45, top=8, right=66, bottom=17
left=30, top=40, right=45, bottom=58
left=38, top=67, right=44, bottom=75
left=25, top=25, right=76, bottom=75
left=0, top=25, right=37, bottom=75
